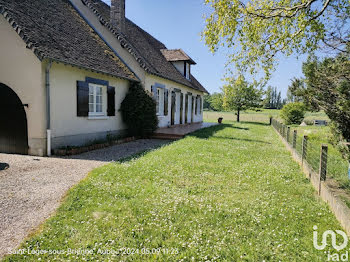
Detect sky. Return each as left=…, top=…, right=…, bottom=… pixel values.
left=102, top=0, right=307, bottom=98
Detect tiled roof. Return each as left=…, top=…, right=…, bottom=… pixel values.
left=160, top=49, right=196, bottom=65
left=83, top=0, right=208, bottom=94
left=0, top=0, right=138, bottom=81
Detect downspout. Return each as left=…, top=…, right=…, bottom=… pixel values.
left=46, top=60, right=52, bottom=156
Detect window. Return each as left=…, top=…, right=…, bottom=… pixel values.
left=183, top=63, right=191, bottom=80
left=152, top=84, right=167, bottom=116
left=77, top=78, right=115, bottom=118
left=156, top=88, right=165, bottom=115
left=88, top=84, right=105, bottom=116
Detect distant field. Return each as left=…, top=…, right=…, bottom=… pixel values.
left=204, top=109, right=329, bottom=124
left=203, top=109, right=279, bottom=124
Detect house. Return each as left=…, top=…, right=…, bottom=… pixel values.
left=0, top=0, right=208, bottom=156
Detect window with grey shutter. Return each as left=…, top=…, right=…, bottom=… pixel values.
left=77, top=81, right=89, bottom=117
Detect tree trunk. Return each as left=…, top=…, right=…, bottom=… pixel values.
left=237, top=109, right=240, bottom=122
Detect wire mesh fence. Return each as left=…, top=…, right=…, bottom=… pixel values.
left=271, top=118, right=350, bottom=191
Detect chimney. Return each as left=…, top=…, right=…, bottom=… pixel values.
left=110, top=0, right=125, bottom=33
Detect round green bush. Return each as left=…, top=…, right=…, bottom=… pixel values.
left=120, top=82, right=158, bottom=137
left=280, top=102, right=306, bottom=125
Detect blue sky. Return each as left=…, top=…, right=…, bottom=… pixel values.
left=102, top=0, right=307, bottom=98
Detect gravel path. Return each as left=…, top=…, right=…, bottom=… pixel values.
left=0, top=139, right=169, bottom=258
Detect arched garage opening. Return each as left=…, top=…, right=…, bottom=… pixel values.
left=0, top=83, right=28, bottom=154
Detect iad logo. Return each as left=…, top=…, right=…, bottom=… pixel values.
left=313, top=226, right=349, bottom=261
left=313, top=226, right=348, bottom=251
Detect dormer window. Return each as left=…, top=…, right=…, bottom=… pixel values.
left=160, top=49, right=196, bottom=81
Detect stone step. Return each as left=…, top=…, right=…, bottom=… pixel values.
left=150, top=133, right=183, bottom=140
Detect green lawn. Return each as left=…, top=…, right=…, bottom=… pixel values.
left=205, top=110, right=348, bottom=193
left=5, top=122, right=343, bottom=261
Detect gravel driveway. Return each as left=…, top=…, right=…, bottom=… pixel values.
left=0, top=139, right=169, bottom=259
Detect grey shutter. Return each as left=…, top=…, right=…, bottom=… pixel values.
left=77, top=81, right=89, bottom=117
left=107, top=86, right=115, bottom=116
left=192, top=96, right=195, bottom=121
left=180, top=93, right=184, bottom=124
left=164, top=89, right=168, bottom=116
left=200, top=96, right=202, bottom=114
left=151, top=85, right=157, bottom=100
left=196, top=96, right=200, bottom=114
left=194, top=96, right=197, bottom=115
left=185, top=94, right=188, bottom=123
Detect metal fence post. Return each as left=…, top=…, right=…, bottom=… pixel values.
left=345, top=142, right=350, bottom=180
left=287, top=127, right=290, bottom=143
left=319, top=144, right=328, bottom=194
left=293, top=130, right=297, bottom=149
left=302, top=135, right=308, bottom=166
left=270, top=117, right=273, bottom=125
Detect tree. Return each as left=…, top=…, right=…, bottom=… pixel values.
left=210, top=92, right=224, bottom=111
left=202, top=0, right=350, bottom=79
left=300, top=54, right=350, bottom=158
left=280, top=102, right=306, bottom=125
left=287, top=78, right=304, bottom=103
left=263, top=86, right=283, bottom=109
left=276, top=91, right=282, bottom=109
left=263, top=86, right=273, bottom=109
left=287, top=77, right=320, bottom=111
left=223, top=76, right=262, bottom=122
left=203, top=94, right=212, bottom=110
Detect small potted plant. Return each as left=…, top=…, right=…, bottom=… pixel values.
left=218, top=117, right=223, bottom=124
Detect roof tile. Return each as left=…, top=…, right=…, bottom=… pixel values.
left=86, top=0, right=208, bottom=93
left=0, top=0, right=138, bottom=81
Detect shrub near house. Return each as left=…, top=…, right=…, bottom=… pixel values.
left=120, top=83, right=158, bottom=137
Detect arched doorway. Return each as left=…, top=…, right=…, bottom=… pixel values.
left=0, top=83, right=28, bottom=154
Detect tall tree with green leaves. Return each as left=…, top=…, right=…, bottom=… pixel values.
left=223, top=76, right=262, bottom=122
left=287, top=78, right=304, bottom=103
left=263, top=86, right=273, bottom=109
left=202, top=0, right=350, bottom=78
left=287, top=77, right=320, bottom=111
left=300, top=54, right=350, bottom=158
left=210, top=92, right=225, bottom=111
left=203, top=94, right=212, bottom=110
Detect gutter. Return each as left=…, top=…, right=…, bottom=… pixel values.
left=68, top=0, right=141, bottom=82
left=46, top=60, right=52, bottom=156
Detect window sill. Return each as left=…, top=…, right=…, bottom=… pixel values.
left=88, top=116, right=109, bottom=120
